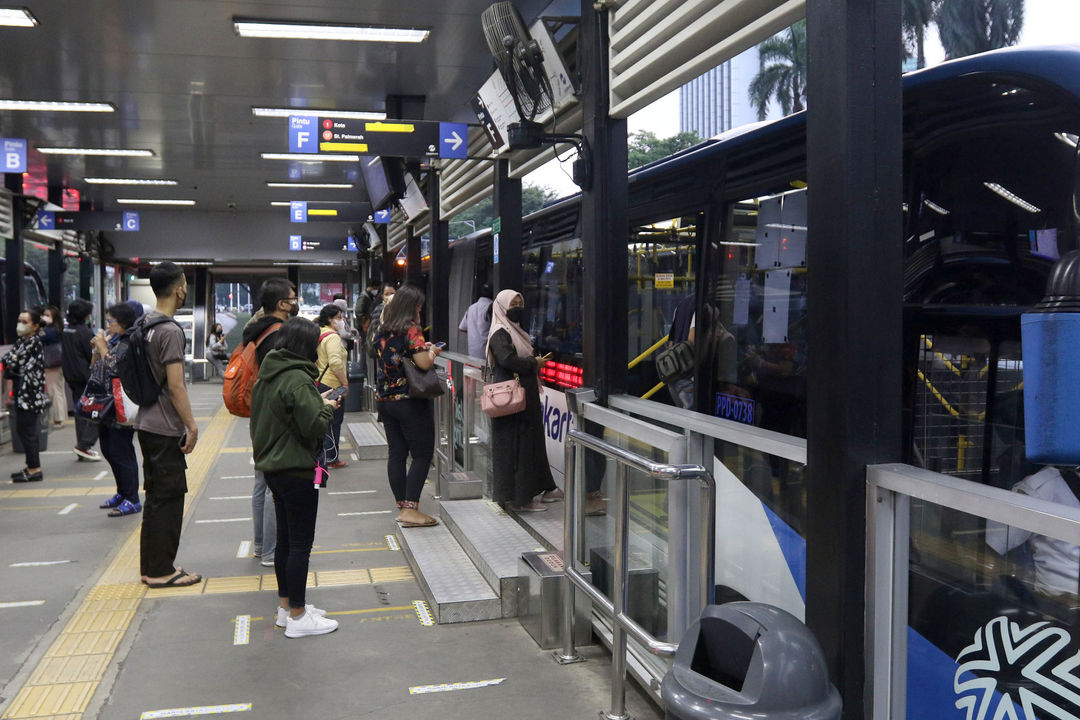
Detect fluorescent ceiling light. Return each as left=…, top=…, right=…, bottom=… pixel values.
left=719, top=241, right=761, bottom=247
left=0, top=100, right=113, bottom=112
left=923, top=199, right=950, bottom=216
left=234, top=18, right=429, bottom=43
left=261, top=152, right=360, bottom=162
left=983, top=182, right=1041, bottom=214
left=1055, top=132, right=1079, bottom=148
left=270, top=201, right=292, bottom=207
left=266, top=182, right=353, bottom=189
left=37, top=147, right=153, bottom=157
left=149, top=260, right=215, bottom=266
left=85, top=178, right=178, bottom=186
left=0, top=8, right=37, bottom=27
left=273, top=261, right=339, bottom=266
left=252, top=107, right=385, bottom=120
left=116, top=198, right=196, bottom=206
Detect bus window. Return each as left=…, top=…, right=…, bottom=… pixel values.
left=626, top=215, right=699, bottom=406
left=521, top=238, right=584, bottom=361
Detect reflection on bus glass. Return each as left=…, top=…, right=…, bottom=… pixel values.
left=715, top=392, right=754, bottom=425
left=539, top=361, right=583, bottom=389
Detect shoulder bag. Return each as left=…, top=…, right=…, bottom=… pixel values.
left=402, top=356, right=445, bottom=399
left=481, top=375, right=526, bottom=417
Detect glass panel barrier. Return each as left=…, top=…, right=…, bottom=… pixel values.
left=867, top=463, right=1080, bottom=720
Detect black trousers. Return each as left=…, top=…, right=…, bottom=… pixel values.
left=67, top=382, right=99, bottom=450
left=378, top=398, right=434, bottom=505
left=137, top=430, right=187, bottom=577
left=100, top=424, right=140, bottom=503
left=266, top=472, right=320, bottom=609
left=14, top=408, right=41, bottom=468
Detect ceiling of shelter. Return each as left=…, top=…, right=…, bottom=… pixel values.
left=0, top=0, right=548, bottom=219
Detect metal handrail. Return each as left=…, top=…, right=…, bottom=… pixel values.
left=558, top=426, right=715, bottom=720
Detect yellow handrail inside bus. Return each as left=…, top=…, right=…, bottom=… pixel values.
left=641, top=381, right=666, bottom=400
left=628, top=335, right=669, bottom=370
left=917, top=369, right=962, bottom=418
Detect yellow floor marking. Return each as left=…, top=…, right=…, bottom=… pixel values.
left=1, top=406, right=232, bottom=720
left=204, top=576, right=261, bottom=595
left=325, top=605, right=414, bottom=616
left=314, top=569, right=372, bottom=587
left=219, top=447, right=252, bottom=453
left=370, top=566, right=415, bottom=584
left=146, top=565, right=411, bottom=601
left=309, top=547, right=387, bottom=555
left=262, top=572, right=316, bottom=589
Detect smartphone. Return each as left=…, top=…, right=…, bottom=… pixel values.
left=326, top=386, right=348, bottom=402
left=177, top=433, right=187, bottom=448
left=434, top=342, right=447, bottom=349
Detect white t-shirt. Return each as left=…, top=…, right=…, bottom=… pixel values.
left=459, top=297, right=493, bottom=360
left=985, top=466, right=1080, bottom=596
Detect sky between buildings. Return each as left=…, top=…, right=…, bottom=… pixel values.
left=528, top=0, right=1080, bottom=197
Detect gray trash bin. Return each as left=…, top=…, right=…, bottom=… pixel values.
left=661, top=602, right=841, bottom=720
left=344, top=361, right=365, bottom=412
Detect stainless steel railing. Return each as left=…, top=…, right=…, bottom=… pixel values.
left=558, top=427, right=715, bottom=720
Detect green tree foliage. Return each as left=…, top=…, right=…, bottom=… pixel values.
left=903, top=0, right=938, bottom=68
left=935, top=0, right=1024, bottom=60
left=450, top=185, right=560, bottom=236
left=627, top=130, right=703, bottom=170
left=748, top=20, right=807, bottom=121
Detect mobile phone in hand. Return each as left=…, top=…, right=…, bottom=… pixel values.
left=434, top=342, right=447, bottom=349
left=326, top=386, right=348, bottom=402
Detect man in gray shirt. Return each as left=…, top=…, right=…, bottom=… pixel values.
left=458, top=283, right=493, bottom=359
left=136, top=262, right=202, bottom=588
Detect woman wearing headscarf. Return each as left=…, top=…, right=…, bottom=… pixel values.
left=486, top=289, right=561, bottom=512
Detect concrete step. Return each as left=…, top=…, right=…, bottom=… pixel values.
left=397, top=522, right=501, bottom=624
left=346, top=420, right=387, bottom=459
left=439, top=499, right=548, bottom=618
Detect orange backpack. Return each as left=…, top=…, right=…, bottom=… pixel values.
left=222, top=324, right=279, bottom=417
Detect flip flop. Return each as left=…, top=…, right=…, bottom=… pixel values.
left=397, top=518, right=438, bottom=528
left=145, top=570, right=202, bottom=589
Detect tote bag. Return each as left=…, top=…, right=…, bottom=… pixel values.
left=481, top=377, right=526, bottom=417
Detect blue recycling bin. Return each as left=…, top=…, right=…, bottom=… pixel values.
left=1022, top=250, right=1080, bottom=464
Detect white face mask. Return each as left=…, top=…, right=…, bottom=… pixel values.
left=16, top=322, right=31, bottom=337
left=41, top=316, right=51, bottom=325
left=332, top=318, right=344, bottom=330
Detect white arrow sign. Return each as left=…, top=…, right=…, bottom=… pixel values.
left=444, top=131, right=463, bottom=152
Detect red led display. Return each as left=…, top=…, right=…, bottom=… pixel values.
left=539, top=361, right=584, bottom=389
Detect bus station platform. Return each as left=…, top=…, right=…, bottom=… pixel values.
left=0, top=383, right=661, bottom=720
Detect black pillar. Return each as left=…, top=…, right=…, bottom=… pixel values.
left=405, top=225, right=421, bottom=284
left=193, top=267, right=209, bottom=367
left=492, top=160, right=522, bottom=293
left=805, top=0, right=902, bottom=717
left=46, top=170, right=63, bottom=308
left=428, top=166, right=450, bottom=342
left=579, top=0, right=628, bottom=401
left=380, top=226, right=394, bottom=282
left=4, top=173, right=24, bottom=343
left=287, top=265, right=300, bottom=292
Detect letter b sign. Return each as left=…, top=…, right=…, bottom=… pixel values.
left=2, top=138, right=27, bottom=174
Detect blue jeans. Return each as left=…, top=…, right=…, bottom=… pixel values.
left=252, top=470, right=276, bottom=560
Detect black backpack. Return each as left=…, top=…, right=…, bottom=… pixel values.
left=116, top=314, right=183, bottom=408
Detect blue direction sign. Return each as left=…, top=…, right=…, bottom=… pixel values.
left=37, top=211, right=55, bottom=230
left=35, top=210, right=140, bottom=232
left=373, top=209, right=391, bottom=224
left=290, top=201, right=308, bottom=223
left=346, top=236, right=359, bottom=252
left=289, top=235, right=303, bottom=251
left=122, top=212, right=140, bottom=232
left=2, top=138, right=27, bottom=174
left=289, top=116, right=316, bottom=153
left=439, top=123, right=468, bottom=160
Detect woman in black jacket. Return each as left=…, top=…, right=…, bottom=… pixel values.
left=3, top=308, right=48, bottom=482
left=486, top=289, right=560, bottom=512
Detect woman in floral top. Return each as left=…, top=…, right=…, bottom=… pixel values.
left=375, top=284, right=442, bottom=527
left=3, top=307, right=48, bottom=482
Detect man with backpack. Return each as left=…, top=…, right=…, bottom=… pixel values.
left=236, top=278, right=297, bottom=567
left=132, top=262, right=201, bottom=588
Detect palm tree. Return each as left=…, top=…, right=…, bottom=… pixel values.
left=748, top=20, right=807, bottom=121
left=903, top=0, right=938, bottom=69
left=935, top=0, right=1024, bottom=60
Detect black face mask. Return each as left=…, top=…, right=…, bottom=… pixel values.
left=506, top=306, right=523, bottom=325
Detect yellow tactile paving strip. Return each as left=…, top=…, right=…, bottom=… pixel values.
left=144, top=566, right=412, bottom=598
left=1, top=407, right=232, bottom=720
left=0, top=487, right=116, bottom=500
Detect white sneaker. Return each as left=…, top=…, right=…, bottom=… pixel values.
left=284, top=610, right=338, bottom=638
left=260, top=558, right=275, bottom=567
left=276, top=604, right=328, bottom=628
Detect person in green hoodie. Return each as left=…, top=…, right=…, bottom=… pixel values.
left=250, top=317, right=341, bottom=639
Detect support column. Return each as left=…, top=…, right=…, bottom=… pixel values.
left=47, top=178, right=65, bottom=307
left=492, top=159, right=522, bottom=293
left=193, top=267, right=209, bottom=376
left=428, top=165, right=450, bottom=342
left=405, top=225, right=421, bottom=284
left=579, top=0, right=628, bottom=401
left=805, top=0, right=902, bottom=716
left=4, top=173, right=24, bottom=343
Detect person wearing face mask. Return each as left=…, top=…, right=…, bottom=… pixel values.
left=239, top=277, right=298, bottom=568
left=61, top=298, right=102, bottom=461
left=315, top=304, right=349, bottom=469
left=331, top=293, right=359, bottom=355
left=39, top=305, right=66, bottom=429
left=355, top=280, right=380, bottom=333
left=4, top=308, right=48, bottom=482
left=486, top=289, right=561, bottom=512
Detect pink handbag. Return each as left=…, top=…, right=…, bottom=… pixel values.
left=481, top=377, right=527, bottom=417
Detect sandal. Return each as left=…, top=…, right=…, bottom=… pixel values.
left=100, top=493, right=124, bottom=509
left=108, top=499, right=142, bottom=517
left=146, top=570, right=202, bottom=589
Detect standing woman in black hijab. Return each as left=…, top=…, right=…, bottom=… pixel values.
left=486, top=289, right=561, bottom=512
